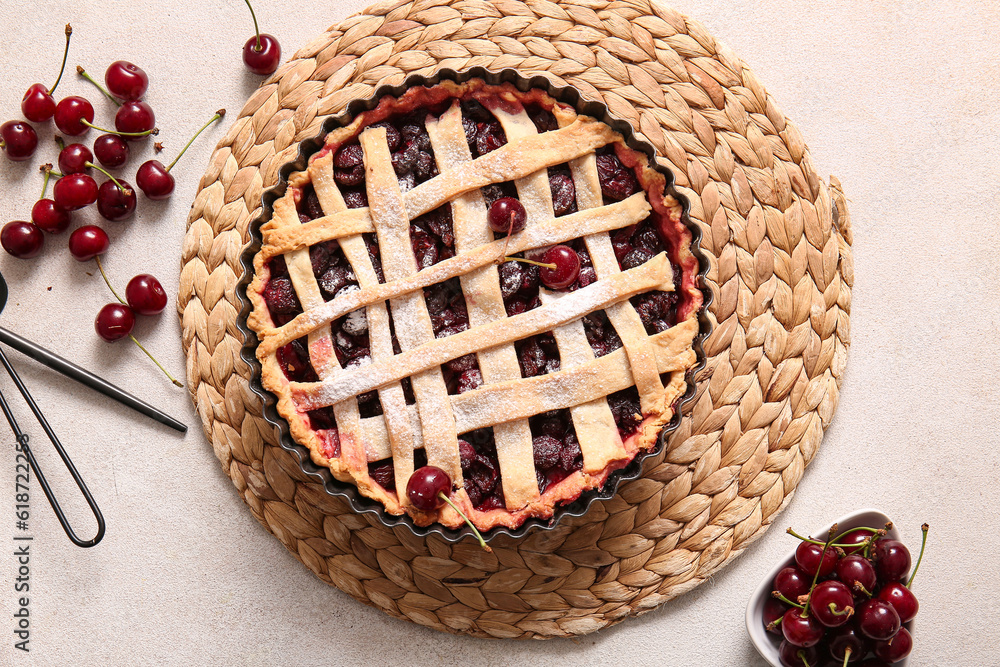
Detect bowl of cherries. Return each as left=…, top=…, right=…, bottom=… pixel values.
left=746, top=509, right=927, bottom=666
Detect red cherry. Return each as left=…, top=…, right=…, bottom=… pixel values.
left=105, top=61, right=148, bottom=101
left=873, top=626, right=912, bottom=663
left=795, top=540, right=839, bottom=578
left=781, top=609, right=824, bottom=647
left=68, top=225, right=109, bottom=261
left=539, top=245, right=580, bottom=289
left=876, top=582, right=918, bottom=623
left=487, top=197, right=526, bottom=234
left=0, top=120, right=38, bottom=161
left=837, top=529, right=873, bottom=555
left=836, top=555, right=878, bottom=596
left=96, top=179, right=137, bottom=222
left=1, top=222, right=44, bottom=259
left=114, top=101, right=156, bottom=140
left=857, top=599, right=901, bottom=640
left=808, top=579, right=855, bottom=628
left=31, top=199, right=71, bottom=234
left=21, top=83, right=56, bottom=122
left=95, top=303, right=135, bottom=342
left=58, top=143, right=93, bottom=174
left=135, top=160, right=175, bottom=199
left=762, top=598, right=788, bottom=636
left=827, top=624, right=868, bottom=664
left=93, top=134, right=129, bottom=168
left=53, top=96, right=94, bottom=136
left=774, top=566, right=812, bottom=602
left=21, top=24, right=71, bottom=122
left=243, top=34, right=281, bottom=75
left=133, top=109, right=224, bottom=200
left=126, top=274, right=168, bottom=315
left=777, top=641, right=818, bottom=667
left=871, top=538, right=911, bottom=583
left=406, top=466, right=450, bottom=511
left=53, top=173, right=99, bottom=210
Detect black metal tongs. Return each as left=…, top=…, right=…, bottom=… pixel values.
left=0, top=271, right=185, bottom=548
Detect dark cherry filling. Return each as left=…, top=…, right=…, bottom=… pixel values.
left=548, top=167, right=577, bottom=217
left=515, top=333, right=560, bottom=377
left=459, top=429, right=503, bottom=510
left=411, top=204, right=455, bottom=270
left=265, top=93, right=691, bottom=503
left=277, top=337, right=317, bottom=383
left=531, top=409, right=583, bottom=494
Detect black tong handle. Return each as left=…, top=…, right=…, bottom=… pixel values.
left=0, top=346, right=104, bottom=548
left=0, top=327, right=186, bottom=433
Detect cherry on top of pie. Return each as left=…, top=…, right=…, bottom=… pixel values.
left=247, top=79, right=703, bottom=532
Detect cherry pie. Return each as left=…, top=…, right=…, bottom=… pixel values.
left=247, top=78, right=703, bottom=532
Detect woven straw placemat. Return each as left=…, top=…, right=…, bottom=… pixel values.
left=179, top=0, right=852, bottom=639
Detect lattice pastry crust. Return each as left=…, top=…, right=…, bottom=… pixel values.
left=247, top=80, right=702, bottom=531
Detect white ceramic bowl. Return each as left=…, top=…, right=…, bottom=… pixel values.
left=746, top=508, right=913, bottom=666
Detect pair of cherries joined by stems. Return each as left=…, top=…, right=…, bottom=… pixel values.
left=66, top=225, right=181, bottom=387
left=487, top=197, right=582, bottom=290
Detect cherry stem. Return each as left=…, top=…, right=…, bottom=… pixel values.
left=94, top=256, right=126, bottom=305
left=797, top=649, right=813, bottom=667
left=48, top=25, right=73, bottom=95
left=502, top=256, right=556, bottom=270
left=842, top=649, right=851, bottom=667
left=128, top=335, right=184, bottom=388
left=39, top=164, right=54, bottom=200
left=786, top=528, right=827, bottom=546
left=498, top=210, right=517, bottom=259
left=437, top=492, right=491, bottom=552
left=243, top=0, right=262, bottom=51
left=76, top=66, right=120, bottom=106
left=771, top=590, right=804, bottom=609
left=82, top=119, right=156, bottom=137
left=166, top=110, right=225, bottom=172
left=906, top=523, right=929, bottom=588
left=801, top=523, right=838, bottom=617
left=86, top=161, right=131, bottom=195
left=827, top=601, right=853, bottom=618
left=853, top=581, right=872, bottom=598
left=54, top=135, right=65, bottom=150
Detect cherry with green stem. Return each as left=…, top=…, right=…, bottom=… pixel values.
left=114, top=100, right=156, bottom=139
left=800, top=523, right=839, bottom=618
left=77, top=235, right=182, bottom=387
left=405, top=466, right=491, bottom=551
left=32, top=164, right=71, bottom=234
left=76, top=66, right=120, bottom=106
left=53, top=96, right=94, bottom=136
left=136, top=109, right=225, bottom=199
left=96, top=178, right=137, bottom=222
left=242, top=0, right=281, bottom=75
left=22, top=24, right=73, bottom=122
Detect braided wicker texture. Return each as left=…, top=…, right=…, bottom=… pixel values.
left=179, top=0, right=853, bottom=639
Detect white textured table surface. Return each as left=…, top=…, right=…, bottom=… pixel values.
left=0, top=1, right=998, bottom=664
